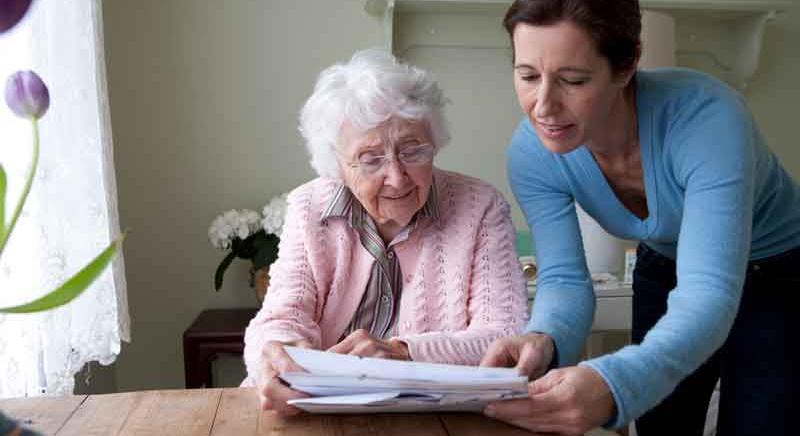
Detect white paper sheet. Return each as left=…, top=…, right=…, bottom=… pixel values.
left=280, top=347, right=528, bottom=414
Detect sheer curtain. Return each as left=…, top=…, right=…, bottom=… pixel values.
left=0, top=0, right=128, bottom=397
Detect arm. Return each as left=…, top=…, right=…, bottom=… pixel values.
left=397, top=188, right=529, bottom=365
left=243, top=188, right=322, bottom=387
left=508, top=121, right=595, bottom=367
left=582, top=88, right=756, bottom=428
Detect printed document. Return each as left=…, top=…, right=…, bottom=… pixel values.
left=280, top=347, right=528, bottom=413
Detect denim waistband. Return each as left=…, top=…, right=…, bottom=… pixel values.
left=748, top=244, right=800, bottom=274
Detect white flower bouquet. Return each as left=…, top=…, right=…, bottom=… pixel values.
left=208, top=193, right=288, bottom=290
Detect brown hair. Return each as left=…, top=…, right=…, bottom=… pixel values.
left=503, top=0, right=641, bottom=73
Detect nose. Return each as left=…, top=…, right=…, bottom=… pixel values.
left=383, top=157, right=407, bottom=188
left=534, top=79, right=559, bottom=119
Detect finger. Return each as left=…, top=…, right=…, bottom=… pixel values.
left=516, top=343, right=546, bottom=378
left=502, top=416, right=564, bottom=435
left=350, top=340, right=383, bottom=358
left=327, top=329, right=369, bottom=354
left=488, top=401, right=572, bottom=434
left=294, top=339, right=313, bottom=349
left=259, top=391, right=272, bottom=411
left=485, top=396, right=558, bottom=421
left=327, top=337, right=355, bottom=354
left=528, top=371, right=565, bottom=399
left=484, top=398, right=534, bottom=420
left=480, top=339, right=515, bottom=368
left=264, top=342, right=306, bottom=374
left=265, top=377, right=309, bottom=416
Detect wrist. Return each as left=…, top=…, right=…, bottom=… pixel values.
left=389, top=339, right=411, bottom=360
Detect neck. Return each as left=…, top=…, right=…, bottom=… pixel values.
left=377, top=221, right=403, bottom=244
left=586, top=85, right=638, bottom=160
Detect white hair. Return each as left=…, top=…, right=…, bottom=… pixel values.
left=299, top=48, right=450, bottom=179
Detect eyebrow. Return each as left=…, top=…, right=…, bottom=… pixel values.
left=514, top=65, right=592, bottom=75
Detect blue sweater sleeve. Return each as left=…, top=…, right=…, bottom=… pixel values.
left=507, top=121, right=595, bottom=367
left=581, top=85, right=756, bottom=428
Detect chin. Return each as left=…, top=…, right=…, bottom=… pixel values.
left=537, top=134, right=583, bottom=155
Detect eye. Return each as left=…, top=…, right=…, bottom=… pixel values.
left=519, top=73, right=540, bottom=83
left=358, top=153, right=384, bottom=167
left=561, top=77, right=588, bottom=86
left=398, top=144, right=433, bottom=163
left=399, top=139, right=422, bottom=148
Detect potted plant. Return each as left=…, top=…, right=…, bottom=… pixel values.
left=208, top=193, right=287, bottom=302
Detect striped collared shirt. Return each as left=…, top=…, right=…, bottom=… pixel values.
left=321, top=182, right=439, bottom=340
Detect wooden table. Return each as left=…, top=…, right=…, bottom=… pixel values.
left=183, top=308, right=257, bottom=388
left=0, top=388, right=619, bottom=435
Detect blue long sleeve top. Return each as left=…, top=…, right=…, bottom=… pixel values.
left=507, top=68, right=800, bottom=428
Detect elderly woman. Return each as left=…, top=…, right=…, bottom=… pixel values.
left=242, top=49, right=528, bottom=415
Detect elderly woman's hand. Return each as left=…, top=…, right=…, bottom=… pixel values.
left=327, top=329, right=411, bottom=360
left=259, top=340, right=312, bottom=416
left=484, top=366, right=616, bottom=435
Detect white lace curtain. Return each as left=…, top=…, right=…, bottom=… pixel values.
left=0, top=0, right=128, bottom=397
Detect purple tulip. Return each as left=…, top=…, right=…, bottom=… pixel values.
left=5, top=70, right=49, bottom=119
left=0, top=0, right=33, bottom=33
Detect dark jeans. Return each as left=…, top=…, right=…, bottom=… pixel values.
left=631, top=243, right=798, bottom=436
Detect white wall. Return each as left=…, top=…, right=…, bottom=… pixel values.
left=101, top=0, right=799, bottom=391
left=398, top=6, right=800, bottom=233
left=103, top=0, right=383, bottom=391
left=747, top=7, right=800, bottom=177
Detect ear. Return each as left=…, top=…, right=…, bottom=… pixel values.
left=615, top=43, right=641, bottom=87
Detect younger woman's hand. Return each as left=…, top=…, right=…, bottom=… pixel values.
left=484, top=366, right=616, bottom=435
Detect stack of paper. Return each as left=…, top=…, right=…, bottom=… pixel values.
left=280, top=347, right=529, bottom=413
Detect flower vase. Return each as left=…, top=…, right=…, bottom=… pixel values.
left=248, top=265, right=270, bottom=304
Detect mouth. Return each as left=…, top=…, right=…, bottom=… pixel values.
left=537, top=121, right=575, bottom=139
left=382, top=189, right=414, bottom=200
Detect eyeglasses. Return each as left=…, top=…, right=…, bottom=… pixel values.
left=343, top=143, right=435, bottom=176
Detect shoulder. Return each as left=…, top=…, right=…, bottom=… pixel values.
left=435, top=169, right=510, bottom=215
left=640, top=69, right=756, bottom=178
left=638, top=68, right=749, bottom=121
left=286, top=177, right=340, bottom=218
left=436, top=169, right=504, bottom=197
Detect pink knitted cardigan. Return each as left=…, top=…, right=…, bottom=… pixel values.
left=243, top=169, right=528, bottom=385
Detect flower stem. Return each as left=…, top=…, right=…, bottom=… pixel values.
left=0, top=118, right=39, bottom=255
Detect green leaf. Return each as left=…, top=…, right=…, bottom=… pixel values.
left=214, top=251, right=238, bottom=291
left=252, top=233, right=279, bottom=270
left=0, top=119, right=40, bottom=255
left=0, top=164, right=6, bottom=242
left=0, top=236, right=123, bottom=313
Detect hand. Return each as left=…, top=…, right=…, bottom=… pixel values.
left=258, top=340, right=312, bottom=416
left=480, top=333, right=554, bottom=379
left=327, top=329, right=410, bottom=360
left=484, top=366, right=615, bottom=435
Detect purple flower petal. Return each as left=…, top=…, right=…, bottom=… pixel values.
left=4, top=70, right=50, bottom=119
left=0, top=0, right=33, bottom=33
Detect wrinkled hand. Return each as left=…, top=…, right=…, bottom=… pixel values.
left=484, top=366, right=615, bottom=435
left=480, top=332, right=554, bottom=379
left=258, top=340, right=312, bottom=416
left=327, top=329, right=410, bottom=360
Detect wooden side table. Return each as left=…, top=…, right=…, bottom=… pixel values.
left=182, top=308, right=258, bottom=388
